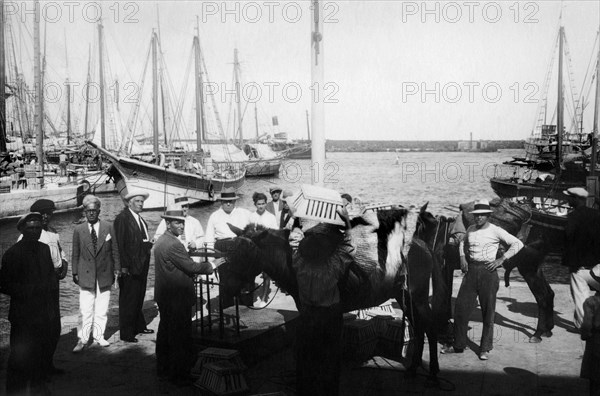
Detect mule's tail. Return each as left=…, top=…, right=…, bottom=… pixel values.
left=384, top=221, right=405, bottom=284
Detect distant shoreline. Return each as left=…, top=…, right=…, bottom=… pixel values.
left=325, top=139, right=524, bottom=153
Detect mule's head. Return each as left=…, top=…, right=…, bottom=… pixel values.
left=219, top=224, right=296, bottom=299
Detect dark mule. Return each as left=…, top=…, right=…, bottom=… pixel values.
left=418, top=201, right=555, bottom=343
left=220, top=208, right=444, bottom=383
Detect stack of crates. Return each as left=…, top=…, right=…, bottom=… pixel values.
left=193, top=347, right=248, bottom=395
left=342, top=319, right=378, bottom=361
left=378, top=317, right=414, bottom=360
left=24, top=165, right=42, bottom=190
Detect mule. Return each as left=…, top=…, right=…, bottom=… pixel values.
left=417, top=201, right=555, bottom=344
left=219, top=207, right=444, bottom=383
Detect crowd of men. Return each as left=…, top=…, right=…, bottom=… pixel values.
left=1, top=184, right=599, bottom=395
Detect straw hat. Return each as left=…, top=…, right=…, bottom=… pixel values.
left=124, top=189, right=149, bottom=201
left=161, top=205, right=186, bottom=222
left=219, top=187, right=239, bottom=201
left=563, top=187, right=588, bottom=199
left=470, top=199, right=493, bottom=215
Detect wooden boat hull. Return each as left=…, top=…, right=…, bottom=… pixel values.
left=0, top=185, right=80, bottom=220
left=88, top=142, right=246, bottom=210
left=244, top=159, right=282, bottom=177
left=490, top=177, right=581, bottom=200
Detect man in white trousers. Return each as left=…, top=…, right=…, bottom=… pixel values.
left=72, top=195, right=121, bottom=352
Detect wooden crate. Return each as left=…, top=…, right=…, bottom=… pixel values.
left=194, top=360, right=249, bottom=395
left=377, top=318, right=414, bottom=359
left=342, top=319, right=378, bottom=361
left=191, top=347, right=246, bottom=378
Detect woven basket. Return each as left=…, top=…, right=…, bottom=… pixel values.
left=288, top=184, right=345, bottom=226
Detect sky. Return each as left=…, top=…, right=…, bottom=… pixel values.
left=3, top=0, right=600, bottom=141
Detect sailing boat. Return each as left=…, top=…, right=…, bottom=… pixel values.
left=493, top=24, right=600, bottom=254
left=88, top=25, right=245, bottom=209
left=227, top=48, right=283, bottom=177
left=490, top=24, right=599, bottom=202
left=268, top=110, right=312, bottom=159
left=0, top=0, right=86, bottom=219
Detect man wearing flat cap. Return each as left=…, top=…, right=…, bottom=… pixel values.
left=114, top=189, right=154, bottom=342
left=1, top=213, right=59, bottom=393
left=18, top=199, right=68, bottom=376
left=153, top=196, right=204, bottom=251
left=154, top=206, right=215, bottom=385
left=562, top=187, right=600, bottom=329
left=443, top=199, right=524, bottom=361
left=72, top=195, right=121, bottom=352
left=266, top=186, right=284, bottom=223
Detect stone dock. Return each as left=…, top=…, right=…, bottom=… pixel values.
left=0, top=270, right=590, bottom=395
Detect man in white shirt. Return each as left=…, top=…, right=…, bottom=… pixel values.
left=154, top=196, right=204, bottom=250
left=442, top=199, right=524, bottom=361
left=249, top=192, right=278, bottom=229
left=249, top=192, right=278, bottom=307
left=204, top=188, right=250, bottom=244
left=205, top=187, right=250, bottom=307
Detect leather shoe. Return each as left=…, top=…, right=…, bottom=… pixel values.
left=121, top=337, right=138, bottom=343
left=440, top=345, right=464, bottom=354
left=479, top=351, right=490, bottom=360
left=139, top=329, right=154, bottom=334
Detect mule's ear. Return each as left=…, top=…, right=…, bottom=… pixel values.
left=227, top=223, right=244, bottom=237
left=350, top=216, right=370, bottom=228
left=420, top=201, right=429, bottom=214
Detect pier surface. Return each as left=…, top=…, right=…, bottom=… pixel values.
left=0, top=271, right=588, bottom=395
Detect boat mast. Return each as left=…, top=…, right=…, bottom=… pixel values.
left=305, top=109, right=311, bottom=140
left=84, top=44, right=91, bottom=141
left=193, top=18, right=205, bottom=151
left=151, top=30, right=159, bottom=157
left=254, top=103, right=259, bottom=141
left=34, top=0, right=43, bottom=181
left=556, top=26, right=564, bottom=174
left=0, top=0, right=7, bottom=152
left=64, top=31, right=71, bottom=145
left=234, top=48, right=243, bottom=146
left=98, top=22, right=106, bottom=148
left=311, top=0, right=325, bottom=185
left=591, top=37, right=600, bottom=177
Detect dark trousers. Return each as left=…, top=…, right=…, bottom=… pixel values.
left=453, top=263, right=499, bottom=352
left=296, top=304, right=343, bottom=396
left=7, top=321, right=50, bottom=395
left=119, top=266, right=149, bottom=339
left=156, top=302, right=193, bottom=381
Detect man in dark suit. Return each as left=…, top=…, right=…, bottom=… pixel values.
left=114, top=189, right=154, bottom=342
left=266, top=186, right=283, bottom=221
left=0, top=213, right=59, bottom=394
left=154, top=207, right=215, bottom=385
left=72, top=195, right=121, bottom=352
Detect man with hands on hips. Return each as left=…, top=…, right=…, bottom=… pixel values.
left=442, top=199, right=524, bottom=361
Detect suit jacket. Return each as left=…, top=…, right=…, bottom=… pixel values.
left=563, top=206, right=600, bottom=271
left=153, top=232, right=213, bottom=307
left=114, top=208, right=152, bottom=275
left=72, top=219, right=121, bottom=290
left=0, top=240, right=59, bottom=325
left=266, top=200, right=283, bottom=217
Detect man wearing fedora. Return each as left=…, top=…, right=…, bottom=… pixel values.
left=266, top=185, right=284, bottom=222
left=581, top=266, right=600, bottom=396
left=562, top=187, right=600, bottom=329
left=205, top=187, right=250, bottom=307
left=153, top=196, right=204, bottom=250
left=1, top=213, right=59, bottom=394
left=443, top=199, right=523, bottom=360
left=72, top=195, right=121, bottom=352
left=114, top=189, right=154, bottom=342
left=154, top=206, right=215, bottom=386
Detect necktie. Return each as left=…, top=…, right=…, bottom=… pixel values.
left=91, top=225, right=98, bottom=255
left=138, top=217, right=148, bottom=240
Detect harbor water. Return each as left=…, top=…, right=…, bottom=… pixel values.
left=0, top=150, right=569, bottom=319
